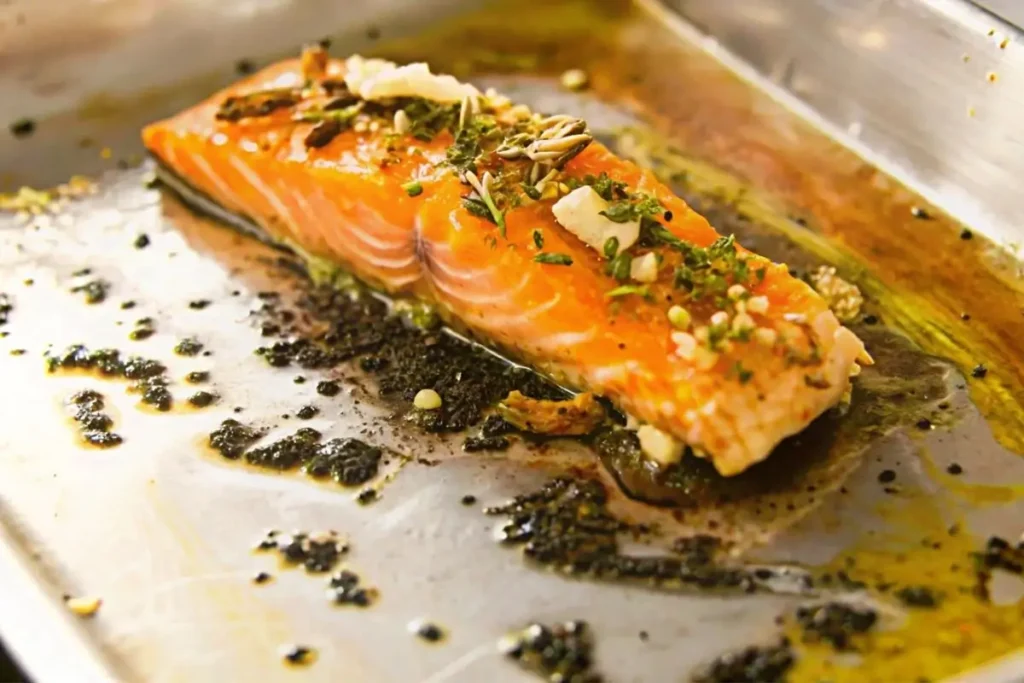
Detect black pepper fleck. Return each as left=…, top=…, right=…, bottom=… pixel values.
left=971, top=364, right=987, bottom=379
left=316, top=379, right=340, bottom=397
left=188, top=391, right=216, bottom=408
left=413, top=622, right=444, bottom=643
left=878, top=470, right=896, bottom=484
left=296, top=404, right=319, bottom=420
left=188, top=299, right=211, bottom=310
left=133, top=234, right=151, bottom=249
left=9, top=118, right=35, bottom=138
left=461, top=494, right=477, bottom=506
left=281, top=645, right=314, bottom=665
left=960, top=228, right=973, bottom=240
left=253, top=571, right=272, bottom=584
left=910, top=206, right=931, bottom=220
left=947, top=463, right=963, bottom=475
left=916, top=418, right=932, bottom=430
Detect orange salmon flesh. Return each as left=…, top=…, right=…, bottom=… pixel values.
left=143, top=52, right=866, bottom=476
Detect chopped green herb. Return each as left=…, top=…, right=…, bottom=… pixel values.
left=600, top=192, right=663, bottom=224
left=606, top=284, right=651, bottom=299
left=462, top=197, right=493, bottom=221
left=732, top=362, right=754, bottom=385
left=534, top=253, right=573, bottom=266
left=522, top=183, right=542, bottom=201
left=532, top=230, right=544, bottom=249
left=602, top=236, right=619, bottom=260
left=605, top=252, right=632, bottom=282
left=447, top=128, right=480, bottom=173
left=583, top=172, right=629, bottom=201
left=402, top=181, right=423, bottom=197
left=403, top=99, right=459, bottom=142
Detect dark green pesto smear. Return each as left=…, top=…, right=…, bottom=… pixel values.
left=501, top=620, right=602, bottom=683
left=207, top=419, right=383, bottom=486
left=67, top=389, right=122, bottom=448
left=485, top=477, right=813, bottom=596
left=45, top=344, right=174, bottom=411
left=253, top=285, right=564, bottom=434
left=255, top=529, right=348, bottom=572
left=691, top=640, right=794, bottom=683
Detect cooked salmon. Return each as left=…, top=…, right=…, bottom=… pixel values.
left=143, top=47, right=867, bottom=476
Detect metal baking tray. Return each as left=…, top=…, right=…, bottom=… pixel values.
left=1, top=0, right=1022, bottom=681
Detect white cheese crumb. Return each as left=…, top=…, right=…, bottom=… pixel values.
left=413, top=389, right=442, bottom=410
left=710, top=311, right=729, bottom=327
left=671, top=331, right=697, bottom=359
left=637, top=425, right=685, bottom=466
left=552, top=186, right=640, bottom=256
left=66, top=596, right=102, bottom=617
left=746, top=295, right=769, bottom=314
left=630, top=252, right=659, bottom=283
left=344, top=56, right=478, bottom=103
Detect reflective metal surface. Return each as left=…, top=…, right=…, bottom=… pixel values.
left=660, top=0, right=1024, bottom=250
left=0, top=0, right=1022, bottom=682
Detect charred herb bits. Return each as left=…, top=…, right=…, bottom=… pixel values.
left=500, top=620, right=602, bottom=682
left=67, top=390, right=122, bottom=448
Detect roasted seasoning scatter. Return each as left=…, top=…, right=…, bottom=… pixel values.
left=245, top=427, right=322, bottom=470
left=184, top=370, right=209, bottom=384
left=208, top=419, right=264, bottom=458
left=47, top=345, right=175, bottom=414
left=500, top=620, right=602, bottom=683
left=188, top=391, right=216, bottom=408
left=296, top=404, right=319, bottom=419
left=691, top=640, right=794, bottom=683
left=895, top=585, right=940, bottom=608
left=70, top=278, right=110, bottom=304
left=463, top=435, right=510, bottom=452
left=410, top=621, right=445, bottom=643
left=316, top=379, right=340, bottom=396
left=281, top=645, right=315, bottom=666
left=253, top=284, right=563, bottom=432
left=67, top=390, right=123, bottom=448
left=329, top=569, right=376, bottom=606
left=259, top=530, right=349, bottom=573
left=129, top=318, right=155, bottom=341
left=795, top=602, right=877, bottom=650
left=303, top=438, right=382, bottom=486
left=486, top=477, right=806, bottom=594
left=175, top=338, right=205, bottom=356
left=974, top=536, right=1024, bottom=597
left=0, top=293, right=12, bottom=326
left=9, top=118, right=36, bottom=138
left=356, top=488, right=379, bottom=505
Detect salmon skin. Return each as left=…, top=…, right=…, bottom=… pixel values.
left=143, top=47, right=867, bottom=476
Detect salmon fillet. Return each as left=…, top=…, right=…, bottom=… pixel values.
left=143, top=48, right=867, bottom=476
